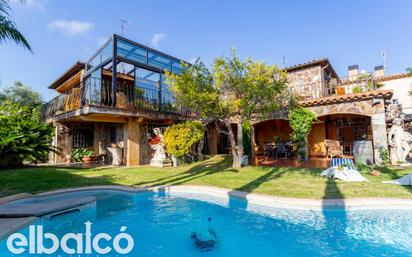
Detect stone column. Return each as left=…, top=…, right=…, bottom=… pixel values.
left=124, top=117, right=141, bottom=166
left=54, top=122, right=72, bottom=163
left=371, top=113, right=388, bottom=164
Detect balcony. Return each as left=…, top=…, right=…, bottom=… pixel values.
left=42, top=34, right=192, bottom=121
left=41, top=78, right=192, bottom=121
left=292, top=72, right=386, bottom=101
left=328, top=72, right=383, bottom=96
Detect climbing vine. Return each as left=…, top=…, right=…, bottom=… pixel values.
left=288, top=107, right=318, bottom=160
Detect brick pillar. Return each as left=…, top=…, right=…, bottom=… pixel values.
left=371, top=113, right=388, bottom=164
left=124, top=117, right=141, bottom=166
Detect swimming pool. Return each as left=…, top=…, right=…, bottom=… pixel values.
left=1, top=188, right=412, bottom=257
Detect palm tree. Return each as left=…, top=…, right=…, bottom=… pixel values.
left=0, top=0, right=31, bottom=51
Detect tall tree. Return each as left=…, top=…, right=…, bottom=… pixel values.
left=166, top=52, right=291, bottom=167
left=0, top=0, right=31, bottom=51
left=407, top=67, right=412, bottom=76
left=0, top=81, right=43, bottom=118
left=0, top=81, right=42, bottom=108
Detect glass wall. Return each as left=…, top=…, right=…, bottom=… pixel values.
left=86, top=40, right=112, bottom=72
left=81, top=35, right=187, bottom=113
left=117, top=39, right=147, bottom=64
left=134, top=67, right=160, bottom=111
left=84, top=69, right=102, bottom=105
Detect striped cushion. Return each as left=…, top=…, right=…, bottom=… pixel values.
left=331, top=158, right=355, bottom=170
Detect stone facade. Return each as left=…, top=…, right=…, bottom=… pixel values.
left=288, top=66, right=324, bottom=99
left=306, top=98, right=385, bottom=117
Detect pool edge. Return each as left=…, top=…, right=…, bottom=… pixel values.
left=1, top=185, right=412, bottom=210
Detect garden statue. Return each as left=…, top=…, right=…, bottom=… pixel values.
left=388, top=118, right=412, bottom=165
left=149, top=128, right=171, bottom=167
left=107, top=143, right=122, bottom=165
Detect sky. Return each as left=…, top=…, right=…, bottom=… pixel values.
left=0, top=0, right=412, bottom=101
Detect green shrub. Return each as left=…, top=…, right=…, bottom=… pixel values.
left=378, top=146, right=390, bottom=166
left=164, top=121, right=205, bottom=158
left=0, top=101, right=55, bottom=168
left=242, top=121, right=252, bottom=158
left=355, top=158, right=372, bottom=174
left=71, top=148, right=94, bottom=162
left=352, top=86, right=362, bottom=93
left=289, top=107, right=318, bottom=144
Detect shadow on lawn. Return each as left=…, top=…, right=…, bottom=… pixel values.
left=0, top=166, right=121, bottom=197
left=132, top=156, right=237, bottom=187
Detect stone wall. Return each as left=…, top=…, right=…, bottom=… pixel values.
left=54, top=122, right=72, bottom=163
left=306, top=98, right=385, bottom=118
left=288, top=66, right=324, bottom=99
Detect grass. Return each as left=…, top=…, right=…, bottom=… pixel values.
left=0, top=155, right=411, bottom=199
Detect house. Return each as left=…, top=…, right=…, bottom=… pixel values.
left=43, top=34, right=193, bottom=166
left=251, top=59, right=400, bottom=165
left=43, top=35, right=409, bottom=167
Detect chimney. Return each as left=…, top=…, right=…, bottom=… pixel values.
left=374, top=65, right=384, bottom=78
left=348, top=65, right=359, bottom=80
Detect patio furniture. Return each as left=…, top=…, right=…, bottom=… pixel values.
left=320, top=158, right=368, bottom=182
left=341, top=142, right=352, bottom=155
left=275, top=142, right=288, bottom=159
left=324, top=140, right=343, bottom=158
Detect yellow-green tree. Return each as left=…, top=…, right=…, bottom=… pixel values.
left=166, top=52, right=291, bottom=167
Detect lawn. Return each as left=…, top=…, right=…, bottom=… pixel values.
left=0, top=155, right=411, bottom=199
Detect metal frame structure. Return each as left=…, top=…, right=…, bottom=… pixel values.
left=81, top=34, right=188, bottom=112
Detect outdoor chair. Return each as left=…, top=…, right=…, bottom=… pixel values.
left=275, top=142, right=288, bottom=159
left=324, top=140, right=343, bottom=158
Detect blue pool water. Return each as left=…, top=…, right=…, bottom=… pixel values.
left=1, top=189, right=412, bottom=257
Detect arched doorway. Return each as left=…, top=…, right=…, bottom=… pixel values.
left=308, top=113, right=373, bottom=161
left=252, top=119, right=293, bottom=162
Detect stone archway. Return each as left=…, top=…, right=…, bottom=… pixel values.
left=303, top=98, right=388, bottom=164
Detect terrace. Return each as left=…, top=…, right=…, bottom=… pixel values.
left=41, top=34, right=191, bottom=122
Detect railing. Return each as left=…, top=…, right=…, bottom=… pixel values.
left=41, top=95, right=66, bottom=120
left=42, top=78, right=192, bottom=120
left=327, top=72, right=379, bottom=96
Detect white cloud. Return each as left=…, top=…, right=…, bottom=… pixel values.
left=48, top=20, right=94, bottom=37
left=10, top=0, right=46, bottom=11
left=150, top=33, right=166, bottom=48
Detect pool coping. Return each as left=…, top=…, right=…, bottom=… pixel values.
left=2, top=184, right=412, bottom=209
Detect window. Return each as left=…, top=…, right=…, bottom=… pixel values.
left=72, top=127, right=94, bottom=149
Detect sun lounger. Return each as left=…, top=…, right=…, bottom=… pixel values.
left=321, top=158, right=368, bottom=182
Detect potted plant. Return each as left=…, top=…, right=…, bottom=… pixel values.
left=71, top=148, right=95, bottom=163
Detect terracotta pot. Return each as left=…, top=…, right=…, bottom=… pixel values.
left=82, top=156, right=93, bottom=163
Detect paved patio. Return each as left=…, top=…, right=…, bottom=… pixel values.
left=256, top=156, right=354, bottom=169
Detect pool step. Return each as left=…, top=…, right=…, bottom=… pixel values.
left=0, top=196, right=96, bottom=218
